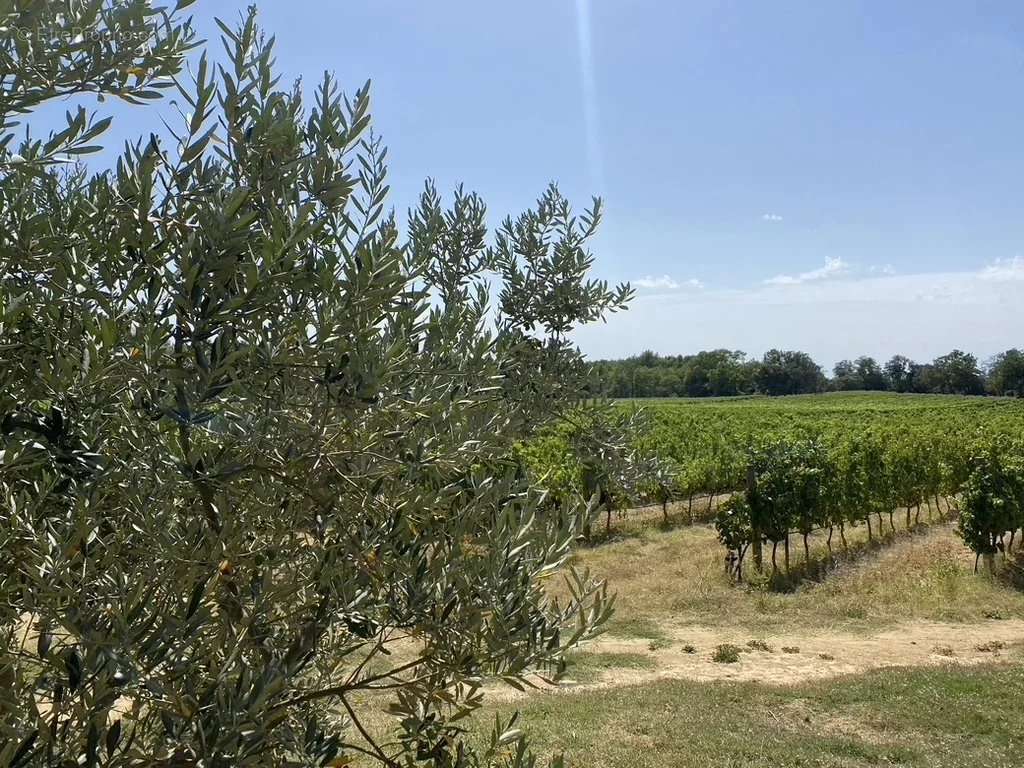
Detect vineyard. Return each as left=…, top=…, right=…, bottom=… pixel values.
left=7, top=4, right=1023, bottom=766
left=519, top=392, right=1024, bottom=578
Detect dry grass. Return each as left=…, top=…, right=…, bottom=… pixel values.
left=347, top=510, right=1024, bottom=764
left=562, top=513, right=1024, bottom=637
left=578, top=492, right=733, bottom=546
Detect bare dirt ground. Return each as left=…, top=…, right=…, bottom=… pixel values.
left=487, top=618, right=1024, bottom=702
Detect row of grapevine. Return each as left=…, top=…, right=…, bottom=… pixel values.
left=713, top=432, right=967, bottom=579
left=518, top=394, right=1024, bottom=546
left=957, top=438, right=1024, bottom=572
left=635, top=395, right=1024, bottom=506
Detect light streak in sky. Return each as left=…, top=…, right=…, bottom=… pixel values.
left=575, top=0, right=604, bottom=193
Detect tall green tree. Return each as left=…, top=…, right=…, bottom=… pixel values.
left=883, top=355, right=915, bottom=393
left=930, top=350, right=985, bottom=395
left=0, top=5, right=629, bottom=766
left=854, top=356, right=887, bottom=391
left=683, top=349, right=752, bottom=397
left=988, top=349, right=1024, bottom=397
left=831, top=359, right=858, bottom=390
left=754, top=349, right=824, bottom=396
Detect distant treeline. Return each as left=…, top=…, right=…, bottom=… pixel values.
left=588, top=348, right=1024, bottom=398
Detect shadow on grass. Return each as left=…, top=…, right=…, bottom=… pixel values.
left=760, top=511, right=954, bottom=594
left=578, top=494, right=729, bottom=549
left=997, top=552, right=1024, bottom=594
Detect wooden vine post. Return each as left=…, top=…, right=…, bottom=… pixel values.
left=747, top=464, right=763, bottom=572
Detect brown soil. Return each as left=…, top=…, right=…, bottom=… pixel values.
left=486, top=618, right=1024, bottom=702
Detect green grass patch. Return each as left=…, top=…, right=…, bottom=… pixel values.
left=563, top=651, right=657, bottom=683
left=606, top=616, right=671, bottom=643
left=476, top=663, right=1024, bottom=767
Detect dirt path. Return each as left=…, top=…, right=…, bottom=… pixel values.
left=486, top=618, right=1024, bottom=702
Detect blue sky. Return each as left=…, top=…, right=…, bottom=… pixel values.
left=36, top=1, right=1024, bottom=367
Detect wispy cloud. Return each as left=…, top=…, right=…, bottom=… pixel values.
left=575, top=263, right=1024, bottom=367
left=764, top=256, right=849, bottom=285
left=632, top=275, right=704, bottom=290
left=980, top=255, right=1024, bottom=281
left=761, top=213, right=783, bottom=222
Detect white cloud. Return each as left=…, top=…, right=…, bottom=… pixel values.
left=764, top=256, right=849, bottom=285
left=762, top=213, right=783, bottom=222
left=573, top=264, right=1024, bottom=368
left=633, top=275, right=679, bottom=290
left=632, top=275, right=704, bottom=290
left=979, top=255, right=1024, bottom=281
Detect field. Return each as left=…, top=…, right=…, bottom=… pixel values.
left=523, top=392, right=1024, bottom=520
left=337, top=393, right=1024, bottom=765
left=633, top=391, right=1024, bottom=502
left=450, top=509, right=1023, bottom=764
left=469, top=393, right=1024, bottom=765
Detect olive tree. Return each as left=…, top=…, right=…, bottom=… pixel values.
left=0, top=4, right=631, bottom=766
